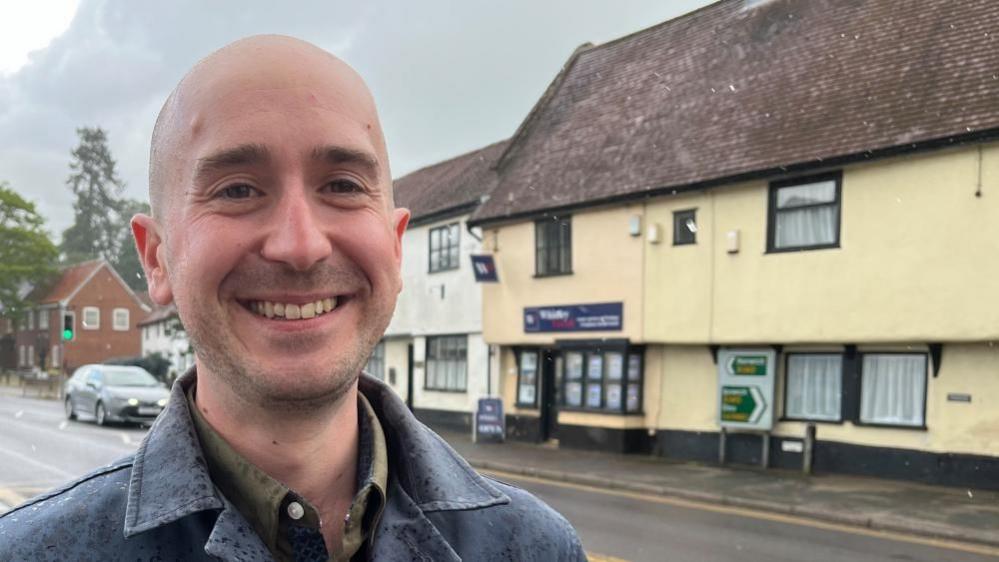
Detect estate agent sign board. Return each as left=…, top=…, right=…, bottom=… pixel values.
left=717, top=348, right=776, bottom=431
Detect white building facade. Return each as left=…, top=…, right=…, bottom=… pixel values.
left=138, top=305, right=193, bottom=383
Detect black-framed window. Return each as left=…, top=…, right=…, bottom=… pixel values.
left=429, top=223, right=460, bottom=272
left=535, top=216, right=572, bottom=276
left=783, top=353, right=842, bottom=422
left=673, top=209, right=697, bottom=245
left=516, top=349, right=539, bottom=407
left=365, top=341, right=385, bottom=380
left=767, top=172, right=842, bottom=252
left=859, top=353, right=927, bottom=428
left=425, top=335, right=467, bottom=391
left=560, top=346, right=642, bottom=414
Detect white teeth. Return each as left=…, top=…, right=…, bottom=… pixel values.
left=248, top=298, right=339, bottom=320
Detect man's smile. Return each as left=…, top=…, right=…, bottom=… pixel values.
left=243, top=296, right=340, bottom=320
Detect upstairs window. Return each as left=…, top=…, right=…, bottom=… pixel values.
left=535, top=216, right=572, bottom=276
left=768, top=173, right=841, bottom=252
left=38, top=310, right=49, bottom=330
left=429, top=223, right=460, bottom=272
left=113, top=308, right=130, bottom=331
left=673, top=209, right=697, bottom=245
left=82, top=306, right=100, bottom=330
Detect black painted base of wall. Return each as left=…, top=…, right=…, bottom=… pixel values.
left=413, top=408, right=472, bottom=433
left=654, top=429, right=999, bottom=491
left=556, top=424, right=653, bottom=455
left=505, top=414, right=542, bottom=443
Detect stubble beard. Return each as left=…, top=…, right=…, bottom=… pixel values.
left=177, top=262, right=392, bottom=415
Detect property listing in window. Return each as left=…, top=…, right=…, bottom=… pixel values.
left=560, top=345, right=643, bottom=414
left=564, top=351, right=584, bottom=407
left=517, top=350, right=539, bottom=406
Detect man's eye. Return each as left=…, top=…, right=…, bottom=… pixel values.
left=322, top=179, right=364, bottom=194
left=217, top=184, right=258, bottom=199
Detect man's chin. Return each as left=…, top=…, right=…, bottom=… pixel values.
left=250, top=370, right=359, bottom=412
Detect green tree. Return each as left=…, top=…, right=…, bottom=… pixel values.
left=61, top=127, right=126, bottom=265
left=0, top=182, right=59, bottom=318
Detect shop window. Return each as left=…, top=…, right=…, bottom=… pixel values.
left=673, top=209, right=697, bottom=245
left=767, top=173, right=841, bottom=252
left=535, top=216, right=572, bottom=276
left=429, top=223, right=460, bottom=272
left=425, top=335, right=467, bottom=391
left=516, top=350, right=539, bottom=407
left=784, top=353, right=842, bottom=422
left=561, top=347, right=643, bottom=414
left=860, top=353, right=927, bottom=427
left=113, top=308, right=130, bottom=331
left=82, top=306, right=100, bottom=330
left=365, top=341, right=385, bottom=380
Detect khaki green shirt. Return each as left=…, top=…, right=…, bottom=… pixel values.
left=187, top=387, right=388, bottom=562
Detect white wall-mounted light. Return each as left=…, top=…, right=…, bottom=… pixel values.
left=647, top=224, right=662, bottom=244
left=726, top=230, right=740, bottom=253
left=628, top=215, right=642, bottom=237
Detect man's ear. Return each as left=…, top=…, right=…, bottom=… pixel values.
left=391, top=207, right=410, bottom=265
left=131, top=214, right=174, bottom=305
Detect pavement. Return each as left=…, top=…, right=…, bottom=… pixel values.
left=436, top=429, right=999, bottom=549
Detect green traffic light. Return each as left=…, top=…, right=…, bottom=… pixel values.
left=63, top=329, right=73, bottom=340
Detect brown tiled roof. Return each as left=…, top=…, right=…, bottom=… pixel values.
left=138, top=303, right=178, bottom=327
left=471, top=0, right=999, bottom=224
left=394, top=140, right=508, bottom=223
left=26, top=259, right=103, bottom=304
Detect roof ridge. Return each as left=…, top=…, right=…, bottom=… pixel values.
left=395, top=138, right=508, bottom=183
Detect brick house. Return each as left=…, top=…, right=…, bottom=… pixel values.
left=10, top=259, right=150, bottom=375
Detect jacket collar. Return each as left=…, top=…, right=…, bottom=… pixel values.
left=122, top=369, right=509, bottom=560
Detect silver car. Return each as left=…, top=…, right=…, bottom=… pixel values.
left=64, top=364, right=170, bottom=426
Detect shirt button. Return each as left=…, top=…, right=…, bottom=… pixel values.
left=287, top=501, right=305, bottom=520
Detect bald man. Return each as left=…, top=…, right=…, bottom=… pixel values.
left=0, top=36, right=584, bottom=562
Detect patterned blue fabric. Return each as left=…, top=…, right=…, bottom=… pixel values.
left=287, top=523, right=329, bottom=562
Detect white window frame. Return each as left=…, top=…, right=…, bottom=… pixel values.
left=18, top=345, right=25, bottom=367
left=50, top=345, right=60, bottom=369
left=860, top=353, right=928, bottom=428
left=783, top=353, right=843, bottom=422
left=27, top=310, right=34, bottom=330
left=38, top=309, right=49, bottom=330
left=82, top=306, right=100, bottom=330
left=27, top=345, right=34, bottom=367
left=365, top=341, right=386, bottom=380
left=113, top=308, right=130, bottom=331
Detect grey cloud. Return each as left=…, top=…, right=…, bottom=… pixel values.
left=0, top=0, right=706, bottom=238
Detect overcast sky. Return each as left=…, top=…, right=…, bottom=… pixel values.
left=0, top=0, right=712, bottom=240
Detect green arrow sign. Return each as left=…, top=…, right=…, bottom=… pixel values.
left=721, top=385, right=767, bottom=423
left=728, top=355, right=768, bottom=376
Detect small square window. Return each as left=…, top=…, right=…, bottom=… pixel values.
left=113, top=308, right=130, bottom=331
left=673, top=209, right=697, bottom=245
left=82, top=307, right=100, bottom=330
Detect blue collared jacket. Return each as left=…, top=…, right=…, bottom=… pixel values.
left=0, top=371, right=585, bottom=561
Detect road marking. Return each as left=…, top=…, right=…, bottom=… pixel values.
left=484, top=469, right=999, bottom=558
left=0, top=444, right=77, bottom=480
left=586, top=553, right=630, bottom=562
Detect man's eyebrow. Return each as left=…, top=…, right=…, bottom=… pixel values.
left=311, top=145, right=381, bottom=181
left=194, top=144, right=271, bottom=184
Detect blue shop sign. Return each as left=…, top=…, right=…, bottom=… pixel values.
left=474, top=397, right=504, bottom=443
left=523, top=302, right=623, bottom=333
left=470, top=255, right=499, bottom=282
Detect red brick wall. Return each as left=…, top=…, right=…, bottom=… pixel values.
left=63, top=266, right=146, bottom=373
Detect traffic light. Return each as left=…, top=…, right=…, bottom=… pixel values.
left=63, top=312, right=75, bottom=341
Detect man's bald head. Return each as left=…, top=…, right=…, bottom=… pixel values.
left=148, top=35, right=391, bottom=219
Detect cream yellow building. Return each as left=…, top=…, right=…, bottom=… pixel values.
left=466, top=0, right=999, bottom=489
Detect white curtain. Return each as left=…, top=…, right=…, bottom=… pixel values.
left=785, top=354, right=841, bottom=421
left=775, top=180, right=837, bottom=248
left=860, top=354, right=927, bottom=426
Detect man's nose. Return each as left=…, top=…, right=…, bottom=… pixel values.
left=260, top=187, right=332, bottom=271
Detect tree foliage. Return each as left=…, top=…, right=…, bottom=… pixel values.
left=60, top=127, right=148, bottom=291
left=0, top=182, right=59, bottom=318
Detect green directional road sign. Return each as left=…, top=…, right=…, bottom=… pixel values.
left=728, top=355, right=768, bottom=376
left=717, top=349, right=776, bottom=430
left=721, top=386, right=766, bottom=424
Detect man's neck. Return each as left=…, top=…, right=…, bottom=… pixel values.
left=192, top=369, right=359, bottom=550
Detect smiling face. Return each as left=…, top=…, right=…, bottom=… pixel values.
left=135, top=37, right=409, bottom=409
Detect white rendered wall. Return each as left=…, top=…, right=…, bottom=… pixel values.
left=140, top=321, right=192, bottom=377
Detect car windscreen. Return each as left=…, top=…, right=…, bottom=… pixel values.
left=102, top=368, right=159, bottom=387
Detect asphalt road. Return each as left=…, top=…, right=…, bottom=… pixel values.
left=1, top=391, right=996, bottom=561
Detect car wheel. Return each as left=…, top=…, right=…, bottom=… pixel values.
left=95, top=402, right=107, bottom=426
left=65, top=396, right=77, bottom=420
